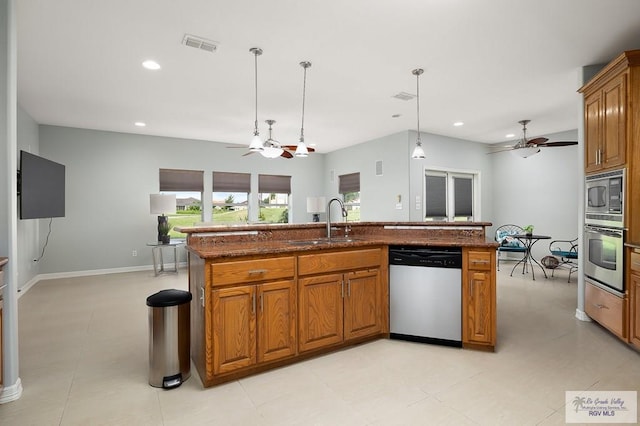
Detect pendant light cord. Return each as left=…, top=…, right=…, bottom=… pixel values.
left=300, top=64, right=308, bottom=142
left=254, top=50, right=259, bottom=135
left=415, top=70, right=421, bottom=142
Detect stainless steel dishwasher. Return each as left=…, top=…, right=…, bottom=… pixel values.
left=389, top=246, right=462, bottom=347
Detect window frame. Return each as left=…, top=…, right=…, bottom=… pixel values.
left=339, top=172, right=361, bottom=222
left=423, top=167, right=480, bottom=222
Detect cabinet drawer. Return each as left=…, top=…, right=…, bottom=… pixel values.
left=585, top=282, right=626, bottom=338
left=467, top=251, right=492, bottom=271
left=212, top=257, right=295, bottom=286
left=298, top=248, right=382, bottom=276
left=631, top=251, right=640, bottom=273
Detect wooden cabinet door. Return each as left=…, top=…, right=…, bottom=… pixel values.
left=212, top=285, right=256, bottom=375
left=344, top=269, right=382, bottom=341
left=298, top=273, right=344, bottom=352
left=601, top=73, right=626, bottom=170
left=464, top=270, right=493, bottom=345
left=258, top=280, right=297, bottom=363
left=584, top=89, right=602, bottom=173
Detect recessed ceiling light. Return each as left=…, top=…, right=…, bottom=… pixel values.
left=134, top=122, right=146, bottom=127
left=453, top=121, right=464, bottom=126
left=142, top=60, right=161, bottom=70
left=505, top=133, right=515, bottom=138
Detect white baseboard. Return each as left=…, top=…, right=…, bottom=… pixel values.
left=575, top=309, right=591, bottom=322
left=18, top=262, right=187, bottom=297
left=0, top=378, right=23, bottom=404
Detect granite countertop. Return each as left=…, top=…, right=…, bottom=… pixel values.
left=175, top=221, right=493, bottom=234
left=186, top=235, right=497, bottom=260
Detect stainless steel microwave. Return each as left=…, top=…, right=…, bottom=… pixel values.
left=585, top=168, right=624, bottom=228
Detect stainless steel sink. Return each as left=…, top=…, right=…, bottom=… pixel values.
left=287, top=237, right=360, bottom=246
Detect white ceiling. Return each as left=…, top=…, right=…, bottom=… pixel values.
left=16, top=0, right=640, bottom=153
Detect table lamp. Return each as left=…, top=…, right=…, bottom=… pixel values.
left=150, top=194, right=176, bottom=242
left=306, top=196, right=326, bottom=222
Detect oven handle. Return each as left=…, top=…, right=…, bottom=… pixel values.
left=584, top=226, right=623, bottom=238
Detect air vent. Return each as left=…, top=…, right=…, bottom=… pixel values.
left=182, top=34, right=219, bottom=53
left=375, top=160, right=383, bottom=176
left=392, top=92, right=415, bottom=101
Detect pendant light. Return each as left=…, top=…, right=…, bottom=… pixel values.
left=411, top=68, right=426, bottom=159
left=261, top=119, right=284, bottom=158
left=295, top=61, right=312, bottom=157
left=248, top=47, right=264, bottom=151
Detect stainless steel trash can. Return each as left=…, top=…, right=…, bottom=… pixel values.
left=146, top=289, right=192, bottom=389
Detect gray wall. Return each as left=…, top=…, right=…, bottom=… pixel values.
left=490, top=129, right=579, bottom=261
left=24, top=123, right=579, bottom=277
left=35, top=125, right=325, bottom=274
left=324, top=131, right=411, bottom=221
left=16, top=104, right=39, bottom=288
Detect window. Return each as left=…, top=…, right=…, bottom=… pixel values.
left=424, top=169, right=477, bottom=222
left=212, top=172, right=251, bottom=223
left=339, top=172, right=360, bottom=222
left=258, top=174, right=291, bottom=223
left=159, top=168, right=204, bottom=238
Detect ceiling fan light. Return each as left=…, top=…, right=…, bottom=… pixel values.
left=412, top=140, right=425, bottom=159
left=295, top=140, right=309, bottom=157
left=249, top=133, right=264, bottom=151
left=261, top=147, right=283, bottom=158
left=511, top=147, right=540, bottom=158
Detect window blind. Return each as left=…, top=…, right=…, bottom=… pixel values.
left=159, top=168, right=204, bottom=192
left=258, top=174, right=291, bottom=194
left=212, top=172, right=251, bottom=192
left=339, top=172, right=360, bottom=193
left=425, top=174, right=447, bottom=217
left=453, top=176, right=473, bottom=217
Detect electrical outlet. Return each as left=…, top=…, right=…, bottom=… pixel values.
left=132, top=250, right=137, bottom=257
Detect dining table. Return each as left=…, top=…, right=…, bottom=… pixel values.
left=510, top=234, right=551, bottom=280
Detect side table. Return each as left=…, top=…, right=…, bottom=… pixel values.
left=147, top=241, right=184, bottom=276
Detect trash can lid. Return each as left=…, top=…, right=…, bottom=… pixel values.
left=146, top=289, right=192, bottom=307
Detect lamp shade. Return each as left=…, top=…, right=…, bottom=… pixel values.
left=306, top=196, right=326, bottom=213
left=150, top=194, right=176, bottom=215
left=510, top=147, right=540, bottom=158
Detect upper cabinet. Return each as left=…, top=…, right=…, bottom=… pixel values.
left=579, top=50, right=640, bottom=174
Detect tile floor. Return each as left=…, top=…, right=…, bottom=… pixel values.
left=1, top=264, right=639, bottom=425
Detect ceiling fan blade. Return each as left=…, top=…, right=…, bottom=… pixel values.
left=486, top=147, right=514, bottom=154
left=281, top=150, right=294, bottom=159
left=541, top=141, right=578, bottom=147
left=526, top=137, right=548, bottom=146
left=242, top=151, right=256, bottom=157
left=227, top=146, right=248, bottom=148
left=281, top=145, right=316, bottom=153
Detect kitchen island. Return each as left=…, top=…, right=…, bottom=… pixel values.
left=177, top=222, right=498, bottom=387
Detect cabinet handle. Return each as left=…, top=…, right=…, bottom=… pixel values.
left=341, top=279, right=344, bottom=298
left=592, top=303, right=609, bottom=310
left=471, top=260, right=489, bottom=264
left=200, top=286, right=205, bottom=308
left=347, top=279, right=351, bottom=297
left=248, top=269, right=267, bottom=275
left=469, top=278, right=473, bottom=299
left=260, top=293, right=264, bottom=312
left=252, top=292, right=256, bottom=314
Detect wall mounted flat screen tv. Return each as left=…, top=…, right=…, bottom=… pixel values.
left=19, top=150, right=66, bottom=219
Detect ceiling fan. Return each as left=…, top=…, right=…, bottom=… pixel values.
left=489, top=120, right=578, bottom=157
left=227, top=119, right=315, bottom=159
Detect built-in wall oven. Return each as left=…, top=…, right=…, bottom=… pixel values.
left=584, top=168, right=625, bottom=295
left=583, top=225, right=624, bottom=296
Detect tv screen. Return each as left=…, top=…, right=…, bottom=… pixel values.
left=19, top=150, right=66, bottom=219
